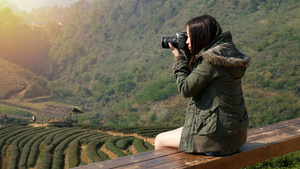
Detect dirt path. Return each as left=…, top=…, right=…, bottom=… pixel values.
left=80, top=145, right=92, bottom=164
left=64, top=149, right=69, bottom=169
left=129, top=145, right=138, bottom=154
left=100, top=145, right=117, bottom=159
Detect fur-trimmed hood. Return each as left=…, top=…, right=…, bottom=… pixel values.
left=202, top=42, right=250, bottom=67
left=197, top=31, right=250, bottom=78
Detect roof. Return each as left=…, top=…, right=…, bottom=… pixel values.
left=38, top=104, right=83, bottom=119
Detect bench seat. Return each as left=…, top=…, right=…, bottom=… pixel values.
left=73, top=118, right=300, bottom=169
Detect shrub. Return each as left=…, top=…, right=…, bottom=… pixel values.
left=43, top=128, right=74, bottom=145
left=52, top=132, right=85, bottom=169
left=133, top=139, right=148, bottom=153
left=105, top=136, right=127, bottom=157
left=68, top=132, right=101, bottom=168
left=40, top=130, right=83, bottom=169
left=8, top=128, right=46, bottom=169
left=19, top=128, right=59, bottom=169
left=0, top=127, right=31, bottom=156
left=144, top=142, right=155, bottom=150
left=86, top=139, right=106, bottom=163
left=116, top=136, right=135, bottom=149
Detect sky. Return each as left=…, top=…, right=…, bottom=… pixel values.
left=8, top=0, right=47, bottom=12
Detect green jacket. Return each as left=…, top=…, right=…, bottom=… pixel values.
left=173, top=31, right=250, bottom=153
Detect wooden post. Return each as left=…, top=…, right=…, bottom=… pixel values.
left=76, top=112, right=78, bottom=126
left=4, top=114, right=7, bottom=126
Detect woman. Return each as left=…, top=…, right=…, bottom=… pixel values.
left=155, top=15, right=250, bottom=156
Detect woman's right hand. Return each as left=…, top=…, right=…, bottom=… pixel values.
left=169, top=43, right=184, bottom=58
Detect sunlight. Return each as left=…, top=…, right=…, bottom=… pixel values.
left=8, top=0, right=47, bottom=12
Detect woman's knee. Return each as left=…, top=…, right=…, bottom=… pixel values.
left=154, top=133, right=165, bottom=150
left=154, top=127, right=182, bottom=150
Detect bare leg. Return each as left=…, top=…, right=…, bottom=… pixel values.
left=155, top=127, right=183, bottom=150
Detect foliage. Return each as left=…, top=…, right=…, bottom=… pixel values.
left=8, top=128, right=45, bottom=169
left=13, top=0, right=298, bottom=127
left=68, top=140, right=81, bottom=168
left=144, top=142, right=155, bottom=151
left=116, top=136, right=136, bottom=150
left=0, top=106, right=32, bottom=117
left=19, top=128, right=59, bottom=169
left=1, top=0, right=299, bottom=133
left=52, top=132, right=86, bottom=169
left=105, top=136, right=127, bottom=158
left=134, top=78, right=177, bottom=103
left=86, top=138, right=108, bottom=163
left=40, top=130, right=83, bottom=169
left=245, top=150, right=300, bottom=169
left=132, top=139, right=148, bottom=153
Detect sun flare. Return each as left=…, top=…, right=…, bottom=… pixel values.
left=5, top=0, right=47, bottom=12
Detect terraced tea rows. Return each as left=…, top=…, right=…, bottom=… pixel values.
left=0, top=125, right=154, bottom=169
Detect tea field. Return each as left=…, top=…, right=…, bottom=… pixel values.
left=0, top=125, right=176, bottom=169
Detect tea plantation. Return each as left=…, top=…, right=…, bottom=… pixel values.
left=0, top=125, right=166, bottom=169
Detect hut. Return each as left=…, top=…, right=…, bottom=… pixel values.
left=38, top=104, right=83, bottom=126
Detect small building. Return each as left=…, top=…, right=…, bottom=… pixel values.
left=32, top=22, right=46, bottom=29
left=38, top=104, right=83, bottom=126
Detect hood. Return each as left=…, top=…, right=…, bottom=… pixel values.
left=197, top=32, right=250, bottom=78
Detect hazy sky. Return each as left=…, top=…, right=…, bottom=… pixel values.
left=8, top=0, right=47, bottom=12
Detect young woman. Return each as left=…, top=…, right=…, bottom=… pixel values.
left=155, top=15, right=250, bottom=156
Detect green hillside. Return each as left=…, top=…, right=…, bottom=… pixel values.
left=0, top=0, right=299, bottom=127
left=0, top=58, right=58, bottom=111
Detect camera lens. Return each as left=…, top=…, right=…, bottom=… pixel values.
left=161, top=37, right=177, bottom=48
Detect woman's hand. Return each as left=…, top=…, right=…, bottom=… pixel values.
left=169, top=43, right=184, bottom=58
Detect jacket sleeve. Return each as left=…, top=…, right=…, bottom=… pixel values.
left=173, top=57, right=215, bottom=98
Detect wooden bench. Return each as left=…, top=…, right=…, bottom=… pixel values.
left=73, top=118, right=300, bottom=169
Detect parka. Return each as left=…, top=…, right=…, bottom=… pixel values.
left=173, top=31, right=250, bottom=153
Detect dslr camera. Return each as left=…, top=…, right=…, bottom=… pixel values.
left=161, top=32, right=188, bottom=50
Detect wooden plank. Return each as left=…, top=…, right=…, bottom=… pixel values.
left=247, top=118, right=300, bottom=136
left=73, top=118, right=300, bottom=169
left=73, top=147, right=182, bottom=169
left=115, top=151, right=210, bottom=169
left=247, top=121, right=300, bottom=142
left=189, top=135, right=300, bottom=169
left=138, top=136, right=300, bottom=169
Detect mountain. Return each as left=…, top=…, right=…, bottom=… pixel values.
left=1, top=0, right=299, bottom=127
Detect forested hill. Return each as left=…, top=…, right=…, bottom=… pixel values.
left=1, top=0, right=299, bottom=127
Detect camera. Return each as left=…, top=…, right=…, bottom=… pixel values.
left=161, top=32, right=188, bottom=50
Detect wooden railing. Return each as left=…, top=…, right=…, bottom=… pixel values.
left=73, top=118, right=300, bottom=169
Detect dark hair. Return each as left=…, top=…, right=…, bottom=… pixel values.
left=186, top=15, right=222, bottom=55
